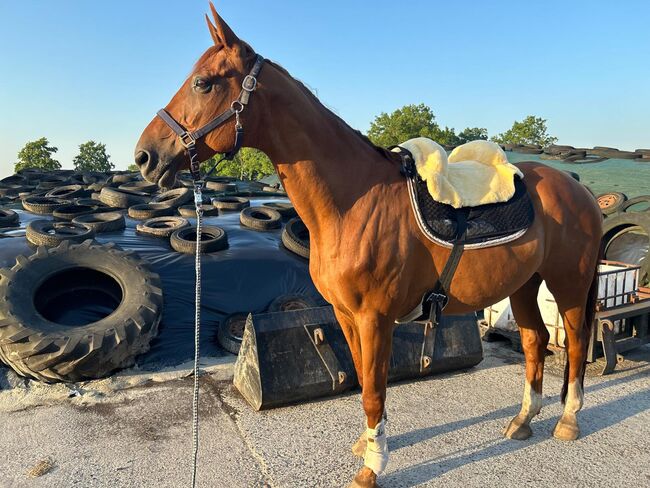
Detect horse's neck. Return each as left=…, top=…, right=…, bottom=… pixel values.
left=252, top=64, right=391, bottom=240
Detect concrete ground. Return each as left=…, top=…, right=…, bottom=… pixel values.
left=1, top=342, right=649, bottom=488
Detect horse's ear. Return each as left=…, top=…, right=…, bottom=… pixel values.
left=208, top=2, right=240, bottom=49
left=205, top=14, right=223, bottom=47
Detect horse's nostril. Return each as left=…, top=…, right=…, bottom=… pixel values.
left=134, top=150, right=150, bottom=167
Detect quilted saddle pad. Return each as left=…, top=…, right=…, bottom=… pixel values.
left=406, top=172, right=534, bottom=249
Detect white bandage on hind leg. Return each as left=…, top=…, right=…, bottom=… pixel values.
left=364, top=417, right=388, bottom=475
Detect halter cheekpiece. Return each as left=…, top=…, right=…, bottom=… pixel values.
left=156, top=54, right=265, bottom=184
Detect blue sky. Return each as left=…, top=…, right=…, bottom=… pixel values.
left=1, top=0, right=649, bottom=176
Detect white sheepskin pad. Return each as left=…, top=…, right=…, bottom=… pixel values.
left=397, top=138, right=523, bottom=208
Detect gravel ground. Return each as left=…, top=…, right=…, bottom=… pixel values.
left=1, top=342, right=648, bottom=488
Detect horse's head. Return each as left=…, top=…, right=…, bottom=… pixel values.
left=135, top=3, right=258, bottom=187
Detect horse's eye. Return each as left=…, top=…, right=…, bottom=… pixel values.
left=193, top=77, right=211, bottom=93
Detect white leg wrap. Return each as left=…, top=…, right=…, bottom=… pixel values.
left=364, top=417, right=389, bottom=475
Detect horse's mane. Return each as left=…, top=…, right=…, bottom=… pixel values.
left=263, top=59, right=401, bottom=164
left=197, top=46, right=399, bottom=164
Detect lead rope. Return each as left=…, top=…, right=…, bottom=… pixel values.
left=191, top=183, right=203, bottom=488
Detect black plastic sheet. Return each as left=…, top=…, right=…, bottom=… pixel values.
left=0, top=198, right=324, bottom=367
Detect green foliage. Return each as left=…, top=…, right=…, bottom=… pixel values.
left=458, top=127, right=488, bottom=144
left=201, top=147, right=274, bottom=180
left=492, top=115, right=558, bottom=147
left=367, top=104, right=491, bottom=148
left=367, top=103, right=443, bottom=147
left=14, top=137, right=61, bottom=172
left=127, top=163, right=140, bottom=171
left=431, top=126, right=460, bottom=147
left=73, top=141, right=114, bottom=172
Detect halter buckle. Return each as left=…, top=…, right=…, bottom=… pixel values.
left=180, top=132, right=197, bottom=149
left=242, top=75, right=257, bottom=92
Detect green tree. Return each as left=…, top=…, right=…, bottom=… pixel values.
left=201, top=147, right=274, bottom=180
left=14, top=137, right=61, bottom=172
left=367, top=103, right=465, bottom=147
left=73, top=141, right=114, bottom=171
left=431, top=126, right=460, bottom=147
left=367, top=104, right=440, bottom=147
left=492, top=115, right=557, bottom=147
left=127, top=163, right=139, bottom=171
left=458, top=127, right=488, bottom=144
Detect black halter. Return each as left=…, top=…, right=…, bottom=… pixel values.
left=156, top=54, right=265, bottom=183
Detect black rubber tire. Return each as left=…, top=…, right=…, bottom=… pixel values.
left=281, top=217, right=310, bottom=259
left=128, top=203, right=175, bottom=220
left=36, top=175, right=70, bottom=190
left=178, top=204, right=219, bottom=217
left=621, top=195, right=650, bottom=213
left=22, top=196, right=71, bottom=215
left=151, top=187, right=192, bottom=208
left=170, top=225, right=228, bottom=254
left=544, top=144, right=575, bottom=154
left=596, top=192, right=628, bottom=215
left=72, top=212, right=126, bottom=233
left=118, top=181, right=158, bottom=194
left=99, top=187, right=151, bottom=208
left=26, top=220, right=95, bottom=247
left=240, top=206, right=282, bottom=231
left=45, top=184, right=89, bottom=199
left=0, top=240, right=163, bottom=382
left=52, top=204, right=100, bottom=221
left=205, top=180, right=237, bottom=192
left=136, top=216, right=190, bottom=238
left=110, top=172, right=140, bottom=184
left=262, top=185, right=282, bottom=192
left=589, top=148, right=639, bottom=160
left=211, top=196, right=250, bottom=211
left=0, top=208, right=19, bottom=228
left=563, top=171, right=580, bottom=182
left=216, top=313, right=248, bottom=355
left=514, top=145, right=543, bottom=154
left=267, top=294, right=318, bottom=312
left=602, top=213, right=650, bottom=286
left=563, top=156, right=608, bottom=164
left=75, top=198, right=108, bottom=208
left=263, top=202, right=297, bottom=219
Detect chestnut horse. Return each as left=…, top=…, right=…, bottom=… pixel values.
left=135, top=5, right=602, bottom=486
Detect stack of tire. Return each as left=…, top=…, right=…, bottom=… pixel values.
left=587, top=146, right=643, bottom=160
left=541, top=145, right=606, bottom=164
left=598, top=191, right=650, bottom=287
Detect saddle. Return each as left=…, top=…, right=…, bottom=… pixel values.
left=392, top=142, right=535, bottom=326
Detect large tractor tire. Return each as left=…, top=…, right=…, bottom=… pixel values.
left=0, top=240, right=164, bottom=382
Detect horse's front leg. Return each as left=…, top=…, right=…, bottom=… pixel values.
left=349, top=312, right=393, bottom=488
left=332, top=307, right=370, bottom=458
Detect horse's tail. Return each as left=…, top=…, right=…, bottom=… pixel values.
left=560, top=243, right=602, bottom=404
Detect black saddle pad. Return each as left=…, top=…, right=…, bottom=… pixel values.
left=413, top=176, right=534, bottom=245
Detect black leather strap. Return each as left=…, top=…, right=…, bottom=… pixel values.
left=155, top=54, right=265, bottom=183
left=435, top=208, right=469, bottom=297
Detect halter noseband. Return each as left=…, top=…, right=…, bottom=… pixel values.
left=156, top=54, right=265, bottom=183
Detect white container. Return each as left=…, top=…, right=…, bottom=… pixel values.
left=483, top=261, right=640, bottom=347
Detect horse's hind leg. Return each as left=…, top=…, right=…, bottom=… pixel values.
left=544, top=271, right=595, bottom=441
left=504, top=273, right=550, bottom=440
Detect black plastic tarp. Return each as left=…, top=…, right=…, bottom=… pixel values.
left=0, top=198, right=324, bottom=367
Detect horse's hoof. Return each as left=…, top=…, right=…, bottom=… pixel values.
left=347, top=467, right=379, bottom=488
left=351, top=431, right=367, bottom=458
left=553, top=417, right=580, bottom=441
left=503, top=416, right=533, bottom=440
